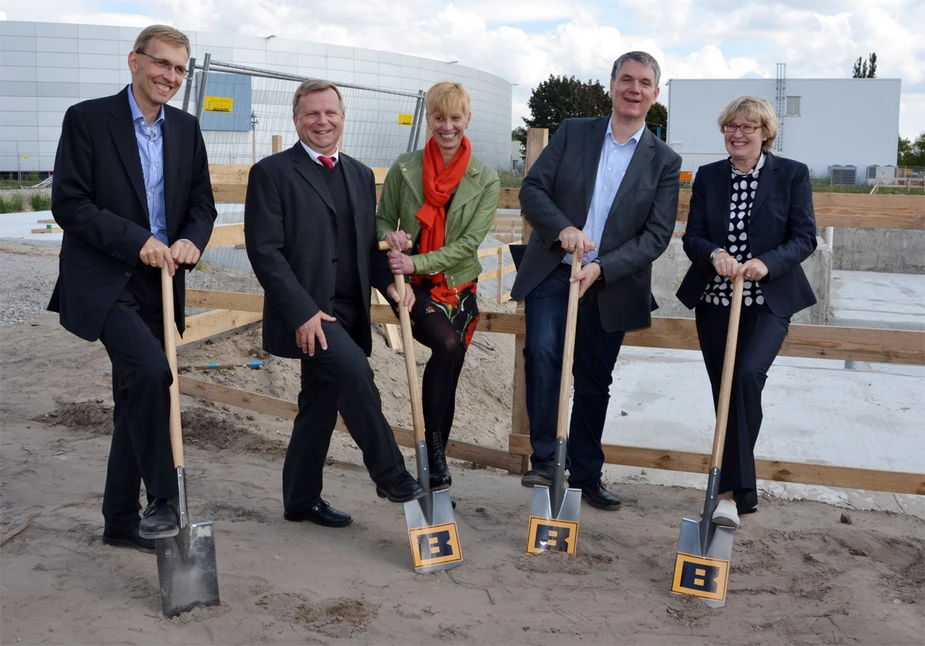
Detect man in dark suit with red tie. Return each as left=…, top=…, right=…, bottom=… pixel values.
left=244, top=80, right=424, bottom=528
left=49, top=25, right=216, bottom=551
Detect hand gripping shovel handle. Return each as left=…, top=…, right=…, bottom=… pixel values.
left=160, top=265, right=184, bottom=470
left=710, top=277, right=745, bottom=470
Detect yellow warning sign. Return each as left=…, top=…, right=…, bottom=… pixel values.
left=671, top=552, right=730, bottom=603
left=203, top=96, right=234, bottom=113
left=526, top=516, right=578, bottom=555
left=408, top=522, right=463, bottom=569
left=397, top=113, right=414, bottom=125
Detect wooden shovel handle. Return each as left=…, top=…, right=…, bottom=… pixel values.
left=378, top=240, right=425, bottom=444
left=710, top=277, right=745, bottom=470
left=556, top=255, right=584, bottom=442
left=161, top=265, right=184, bottom=469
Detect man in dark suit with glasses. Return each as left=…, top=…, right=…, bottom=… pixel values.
left=49, top=24, right=216, bottom=552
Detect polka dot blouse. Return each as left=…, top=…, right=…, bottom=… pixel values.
left=702, top=154, right=766, bottom=308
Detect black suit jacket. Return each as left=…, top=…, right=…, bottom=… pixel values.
left=676, top=152, right=817, bottom=317
left=511, top=117, right=682, bottom=332
left=48, top=87, right=216, bottom=341
left=244, top=143, right=392, bottom=359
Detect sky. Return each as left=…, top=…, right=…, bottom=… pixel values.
left=3, top=0, right=924, bottom=139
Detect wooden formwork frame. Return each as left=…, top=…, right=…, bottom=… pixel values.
left=181, top=131, right=925, bottom=495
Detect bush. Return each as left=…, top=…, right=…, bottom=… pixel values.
left=30, top=193, right=52, bottom=211
left=0, top=194, right=25, bottom=214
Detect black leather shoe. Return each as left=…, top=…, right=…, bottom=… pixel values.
left=284, top=500, right=352, bottom=527
left=102, top=527, right=155, bottom=554
left=579, top=482, right=622, bottom=510
left=138, top=498, right=179, bottom=539
left=376, top=473, right=426, bottom=503
left=521, top=464, right=554, bottom=488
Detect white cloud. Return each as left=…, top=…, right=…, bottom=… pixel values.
left=3, top=0, right=923, bottom=137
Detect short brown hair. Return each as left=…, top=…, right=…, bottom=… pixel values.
left=717, top=96, right=780, bottom=153
left=425, top=81, right=471, bottom=118
left=133, top=25, right=190, bottom=57
left=292, top=80, right=344, bottom=117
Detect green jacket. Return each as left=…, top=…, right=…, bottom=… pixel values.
left=377, top=149, right=501, bottom=288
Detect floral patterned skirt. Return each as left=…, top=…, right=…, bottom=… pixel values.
left=404, top=273, right=480, bottom=348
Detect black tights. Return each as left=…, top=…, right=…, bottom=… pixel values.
left=412, top=313, right=467, bottom=447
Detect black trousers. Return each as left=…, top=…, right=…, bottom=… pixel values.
left=283, top=302, right=406, bottom=513
left=695, top=300, right=790, bottom=509
left=99, top=266, right=177, bottom=532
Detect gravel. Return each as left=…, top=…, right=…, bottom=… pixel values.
left=0, top=250, right=58, bottom=327
left=0, top=245, right=261, bottom=328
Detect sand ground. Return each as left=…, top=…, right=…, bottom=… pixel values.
left=0, top=240, right=923, bottom=645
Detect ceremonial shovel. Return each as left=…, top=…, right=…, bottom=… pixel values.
left=525, top=253, right=585, bottom=556
left=379, top=241, right=463, bottom=573
left=156, top=265, right=220, bottom=616
left=671, top=277, right=743, bottom=608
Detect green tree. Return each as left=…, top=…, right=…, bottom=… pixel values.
left=900, top=132, right=925, bottom=167
left=646, top=102, right=668, bottom=141
left=852, top=52, right=877, bottom=78
left=522, top=75, right=611, bottom=137
left=512, top=126, right=527, bottom=157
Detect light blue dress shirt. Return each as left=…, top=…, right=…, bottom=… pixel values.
left=565, top=120, right=647, bottom=265
left=127, top=85, right=168, bottom=245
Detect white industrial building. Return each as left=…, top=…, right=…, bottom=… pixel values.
left=666, top=75, right=901, bottom=183
left=0, top=20, right=514, bottom=174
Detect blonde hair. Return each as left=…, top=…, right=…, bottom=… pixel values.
left=717, top=96, right=779, bottom=152
left=133, top=25, right=190, bottom=57
left=425, top=81, right=471, bottom=118
left=292, top=80, right=344, bottom=116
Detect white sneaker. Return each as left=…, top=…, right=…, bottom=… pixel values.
left=712, top=499, right=740, bottom=528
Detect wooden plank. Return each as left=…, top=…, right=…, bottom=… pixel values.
left=507, top=434, right=924, bottom=495
left=188, top=290, right=922, bottom=365
left=186, top=289, right=263, bottom=312
left=31, top=227, right=63, bottom=234
left=271, top=135, right=283, bottom=154
left=35, top=218, right=56, bottom=224
left=371, top=167, right=389, bottom=184
left=371, top=288, right=403, bottom=350
left=205, top=223, right=246, bottom=249
left=177, top=376, right=524, bottom=471
left=208, top=164, right=250, bottom=184
left=675, top=189, right=924, bottom=230
left=212, top=184, right=247, bottom=204
left=178, top=309, right=263, bottom=346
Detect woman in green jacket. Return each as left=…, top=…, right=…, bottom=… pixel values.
left=378, top=81, right=501, bottom=491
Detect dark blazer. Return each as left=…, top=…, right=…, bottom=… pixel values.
left=244, top=143, right=392, bottom=359
left=48, top=87, right=216, bottom=341
left=511, top=117, right=682, bottom=332
left=676, top=152, right=817, bottom=317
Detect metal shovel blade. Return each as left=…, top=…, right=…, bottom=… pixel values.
left=404, top=489, right=462, bottom=573
left=671, top=518, right=734, bottom=607
left=155, top=467, right=220, bottom=617
left=526, top=485, right=581, bottom=555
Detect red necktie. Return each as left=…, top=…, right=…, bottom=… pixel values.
left=319, top=156, right=335, bottom=169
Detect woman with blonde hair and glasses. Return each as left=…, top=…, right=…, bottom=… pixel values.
left=677, top=96, right=817, bottom=527
left=377, top=81, right=500, bottom=493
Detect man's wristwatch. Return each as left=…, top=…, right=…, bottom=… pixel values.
left=592, top=258, right=604, bottom=281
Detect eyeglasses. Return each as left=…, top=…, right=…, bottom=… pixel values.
left=723, top=124, right=758, bottom=134
left=136, top=51, right=189, bottom=79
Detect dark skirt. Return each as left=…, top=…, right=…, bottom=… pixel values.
left=404, top=273, right=480, bottom=348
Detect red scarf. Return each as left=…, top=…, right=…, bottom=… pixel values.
left=415, top=135, right=472, bottom=254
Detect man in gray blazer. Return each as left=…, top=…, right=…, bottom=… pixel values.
left=511, top=51, right=681, bottom=509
